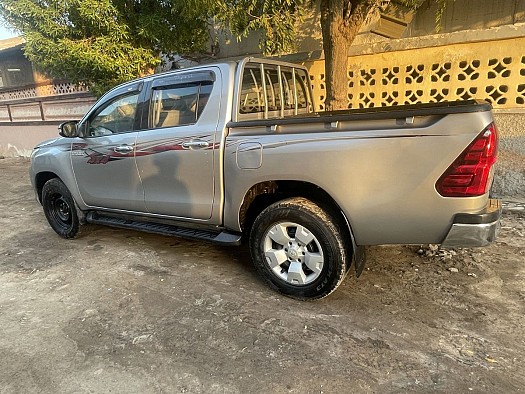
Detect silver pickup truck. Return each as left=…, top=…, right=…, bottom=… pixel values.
left=30, top=57, right=501, bottom=299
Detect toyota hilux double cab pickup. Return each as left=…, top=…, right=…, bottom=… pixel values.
left=30, top=57, right=501, bottom=300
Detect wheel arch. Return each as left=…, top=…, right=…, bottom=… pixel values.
left=35, top=171, right=60, bottom=203
left=241, top=180, right=355, bottom=246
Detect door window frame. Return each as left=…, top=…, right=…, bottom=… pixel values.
left=77, top=82, right=145, bottom=138
left=140, top=71, right=216, bottom=131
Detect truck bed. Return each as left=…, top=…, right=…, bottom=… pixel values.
left=224, top=100, right=495, bottom=245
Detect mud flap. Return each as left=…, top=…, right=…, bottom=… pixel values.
left=342, top=210, right=367, bottom=277
left=353, top=245, right=366, bottom=278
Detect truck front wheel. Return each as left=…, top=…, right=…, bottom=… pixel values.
left=249, top=197, right=349, bottom=300
left=42, top=178, right=80, bottom=239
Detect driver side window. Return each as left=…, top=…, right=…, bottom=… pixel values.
left=87, top=93, right=140, bottom=137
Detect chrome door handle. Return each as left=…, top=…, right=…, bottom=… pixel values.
left=113, top=145, right=134, bottom=153
left=182, top=140, right=210, bottom=149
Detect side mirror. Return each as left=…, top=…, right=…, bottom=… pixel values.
left=59, top=121, right=79, bottom=138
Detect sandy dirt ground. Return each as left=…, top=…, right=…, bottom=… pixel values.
left=0, top=158, right=524, bottom=393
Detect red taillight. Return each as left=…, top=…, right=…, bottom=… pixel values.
left=436, top=122, right=498, bottom=197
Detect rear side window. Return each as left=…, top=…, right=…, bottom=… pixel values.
left=238, top=62, right=313, bottom=120
left=149, top=82, right=212, bottom=129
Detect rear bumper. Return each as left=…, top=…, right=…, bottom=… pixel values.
left=441, top=199, right=502, bottom=248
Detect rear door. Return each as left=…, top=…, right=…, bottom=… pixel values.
left=135, top=69, right=221, bottom=220
left=71, top=82, right=146, bottom=212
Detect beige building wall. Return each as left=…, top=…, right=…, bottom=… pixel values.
left=0, top=124, right=58, bottom=157
left=0, top=93, right=95, bottom=157
left=407, top=0, right=525, bottom=36
left=491, top=112, right=525, bottom=198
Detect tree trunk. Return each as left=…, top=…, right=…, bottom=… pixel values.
left=320, top=0, right=387, bottom=111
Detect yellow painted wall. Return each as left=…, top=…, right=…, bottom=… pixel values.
left=302, top=37, right=525, bottom=111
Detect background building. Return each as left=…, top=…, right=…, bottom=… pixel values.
left=0, top=37, right=96, bottom=156
left=0, top=37, right=34, bottom=89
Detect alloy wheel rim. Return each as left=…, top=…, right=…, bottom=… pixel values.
left=262, top=221, right=324, bottom=285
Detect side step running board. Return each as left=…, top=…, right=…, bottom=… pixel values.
left=86, top=212, right=242, bottom=246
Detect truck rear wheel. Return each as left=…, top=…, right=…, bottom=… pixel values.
left=249, top=197, right=348, bottom=300
left=42, top=178, right=80, bottom=239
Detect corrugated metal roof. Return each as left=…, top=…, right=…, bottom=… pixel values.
left=0, top=37, right=25, bottom=52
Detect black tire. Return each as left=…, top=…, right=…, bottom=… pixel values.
left=42, top=178, right=81, bottom=239
left=249, top=197, right=349, bottom=300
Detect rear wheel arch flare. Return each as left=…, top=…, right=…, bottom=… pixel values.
left=240, top=180, right=354, bottom=243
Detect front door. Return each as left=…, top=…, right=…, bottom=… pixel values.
left=71, top=87, right=146, bottom=212
left=135, top=72, right=220, bottom=220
